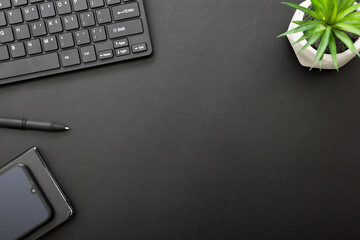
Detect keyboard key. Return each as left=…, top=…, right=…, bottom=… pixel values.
left=56, top=0, right=71, bottom=15
left=105, top=0, right=119, bottom=6
left=47, top=18, right=63, bottom=33
left=0, top=0, right=11, bottom=10
left=91, top=26, right=106, bottom=42
left=0, top=12, right=7, bottom=26
left=59, top=32, right=74, bottom=48
left=14, top=24, right=30, bottom=40
left=115, top=47, right=129, bottom=57
left=26, top=39, right=42, bottom=55
left=71, top=0, right=87, bottom=12
left=31, top=21, right=46, bottom=36
left=0, top=0, right=152, bottom=84
left=9, top=42, right=25, bottom=58
left=112, top=2, right=140, bottom=21
left=60, top=48, right=80, bottom=67
left=89, top=0, right=103, bottom=8
left=12, top=0, right=27, bottom=7
left=0, top=45, right=9, bottom=61
left=80, top=45, right=96, bottom=63
left=75, top=29, right=90, bottom=45
left=98, top=49, right=112, bottom=60
left=107, top=19, right=143, bottom=39
left=7, top=9, right=23, bottom=24
left=80, top=11, right=95, bottom=27
left=0, top=53, right=60, bottom=80
left=23, top=6, right=39, bottom=21
left=42, top=36, right=58, bottom=51
left=113, top=38, right=128, bottom=48
left=63, top=14, right=79, bottom=30
left=40, top=2, right=55, bottom=18
left=132, top=42, right=147, bottom=53
left=96, top=8, right=111, bottom=24
left=0, top=27, right=14, bottom=43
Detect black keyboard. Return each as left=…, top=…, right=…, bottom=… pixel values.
left=0, top=0, right=152, bottom=85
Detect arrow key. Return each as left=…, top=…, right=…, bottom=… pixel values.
left=132, top=43, right=147, bottom=53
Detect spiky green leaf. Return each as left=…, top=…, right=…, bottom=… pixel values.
left=282, top=2, right=322, bottom=20
left=338, top=0, right=356, bottom=12
left=328, top=0, right=338, bottom=24
left=293, top=25, right=326, bottom=44
left=337, top=16, right=360, bottom=25
left=333, top=29, right=360, bottom=57
left=334, top=23, right=360, bottom=35
left=312, top=26, right=332, bottom=67
left=277, top=21, right=322, bottom=38
left=335, top=3, right=360, bottom=22
left=298, top=31, right=324, bottom=54
left=328, top=32, right=339, bottom=71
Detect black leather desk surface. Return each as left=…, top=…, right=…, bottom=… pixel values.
left=1, top=0, right=360, bottom=239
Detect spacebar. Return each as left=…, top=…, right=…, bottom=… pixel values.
left=0, top=53, right=60, bottom=80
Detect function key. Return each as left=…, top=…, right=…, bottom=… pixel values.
left=132, top=42, right=147, bottom=53
left=98, top=49, right=113, bottom=60
left=115, top=47, right=129, bottom=57
left=0, top=0, right=11, bottom=10
left=113, top=38, right=128, bottom=48
left=112, top=2, right=140, bottom=21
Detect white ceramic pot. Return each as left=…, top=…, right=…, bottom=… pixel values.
left=287, top=0, right=360, bottom=70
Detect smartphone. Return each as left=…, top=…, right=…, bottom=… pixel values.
left=0, top=165, right=52, bottom=240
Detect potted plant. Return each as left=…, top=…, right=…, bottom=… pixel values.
left=278, top=0, right=360, bottom=70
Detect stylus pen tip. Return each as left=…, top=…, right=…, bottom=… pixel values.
left=65, top=127, right=70, bottom=130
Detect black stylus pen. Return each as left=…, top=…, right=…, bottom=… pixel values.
left=0, top=117, right=70, bottom=132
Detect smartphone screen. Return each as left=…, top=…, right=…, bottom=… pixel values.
left=0, top=165, right=52, bottom=240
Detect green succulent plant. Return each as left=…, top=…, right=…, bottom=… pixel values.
left=278, top=0, right=360, bottom=70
